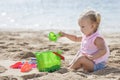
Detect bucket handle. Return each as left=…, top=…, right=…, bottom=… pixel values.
left=53, top=52, right=65, bottom=60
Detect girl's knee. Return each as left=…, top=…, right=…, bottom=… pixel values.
left=78, top=56, right=86, bottom=60
left=78, top=56, right=88, bottom=63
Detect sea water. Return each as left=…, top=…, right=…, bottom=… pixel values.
left=0, top=0, right=120, bottom=33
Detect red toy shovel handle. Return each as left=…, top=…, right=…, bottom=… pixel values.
left=53, top=52, right=65, bottom=60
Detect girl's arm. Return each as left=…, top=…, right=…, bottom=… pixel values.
left=86, top=37, right=107, bottom=60
left=59, top=32, right=82, bottom=42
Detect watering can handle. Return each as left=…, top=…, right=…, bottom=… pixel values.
left=53, top=52, right=65, bottom=60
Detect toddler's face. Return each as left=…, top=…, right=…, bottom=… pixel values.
left=79, top=18, right=94, bottom=36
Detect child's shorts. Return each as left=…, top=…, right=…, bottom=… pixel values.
left=94, top=62, right=106, bottom=71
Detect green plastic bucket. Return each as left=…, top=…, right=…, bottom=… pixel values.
left=34, top=50, right=64, bottom=72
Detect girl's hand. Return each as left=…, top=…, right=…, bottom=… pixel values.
left=86, top=55, right=94, bottom=60
left=82, top=53, right=94, bottom=60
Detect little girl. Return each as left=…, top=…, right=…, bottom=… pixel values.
left=60, top=10, right=110, bottom=72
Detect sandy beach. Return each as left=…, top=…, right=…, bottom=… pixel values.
left=0, top=30, right=120, bottom=80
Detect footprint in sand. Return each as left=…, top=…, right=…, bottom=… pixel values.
left=0, top=46, right=8, bottom=49
left=7, top=49, right=22, bottom=52
left=116, top=49, right=120, bottom=54
left=55, top=68, right=68, bottom=74
left=61, top=48, right=70, bottom=51
left=17, top=42, right=29, bottom=46
left=9, top=38, right=16, bottom=40
left=21, top=72, right=48, bottom=80
left=110, top=47, right=119, bottom=52
left=0, top=76, right=9, bottom=80
left=0, top=76, right=24, bottom=80
left=0, top=42, right=5, bottom=44
left=58, top=47, right=63, bottom=48
left=28, top=47, right=35, bottom=50
left=48, top=45, right=56, bottom=47
left=0, top=65, right=7, bottom=73
left=14, top=52, right=35, bottom=59
left=62, top=44, right=69, bottom=46
left=7, top=43, right=14, bottom=46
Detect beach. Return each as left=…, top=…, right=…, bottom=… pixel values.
left=0, top=0, right=120, bottom=80
left=0, top=30, right=120, bottom=80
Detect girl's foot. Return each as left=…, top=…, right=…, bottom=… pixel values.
left=67, top=64, right=71, bottom=67
left=67, top=67, right=75, bottom=72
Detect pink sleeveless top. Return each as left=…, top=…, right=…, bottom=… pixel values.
left=80, top=31, right=109, bottom=64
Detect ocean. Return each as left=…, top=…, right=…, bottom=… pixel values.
left=0, top=0, right=120, bottom=33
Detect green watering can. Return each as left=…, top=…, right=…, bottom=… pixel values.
left=34, top=50, right=64, bottom=72
left=48, top=32, right=62, bottom=42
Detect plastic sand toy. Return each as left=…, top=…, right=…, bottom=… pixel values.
left=48, top=32, right=62, bottom=42
left=10, top=62, right=22, bottom=69
left=34, top=50, right=64, bottom=72
left=20, top=62, right=32, bottom=72
left=10, top=60, right=36, bottom=72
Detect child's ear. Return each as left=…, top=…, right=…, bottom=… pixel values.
left=92, top=23, right=96, bottom=28
left=91, top=24, right=94, bottom=28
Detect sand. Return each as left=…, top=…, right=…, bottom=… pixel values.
left=0, top=30, right=120, bottom=80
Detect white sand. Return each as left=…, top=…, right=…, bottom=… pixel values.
left=0, top=30, right=120, bottom=80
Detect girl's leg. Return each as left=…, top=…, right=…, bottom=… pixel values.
left=81, top=57, right=94, bottom=72
left=69, top=56, right=84, bottom=70
left=69, top=56, right=94, bottom=72
left=68, top=51, right=80, bottom=67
